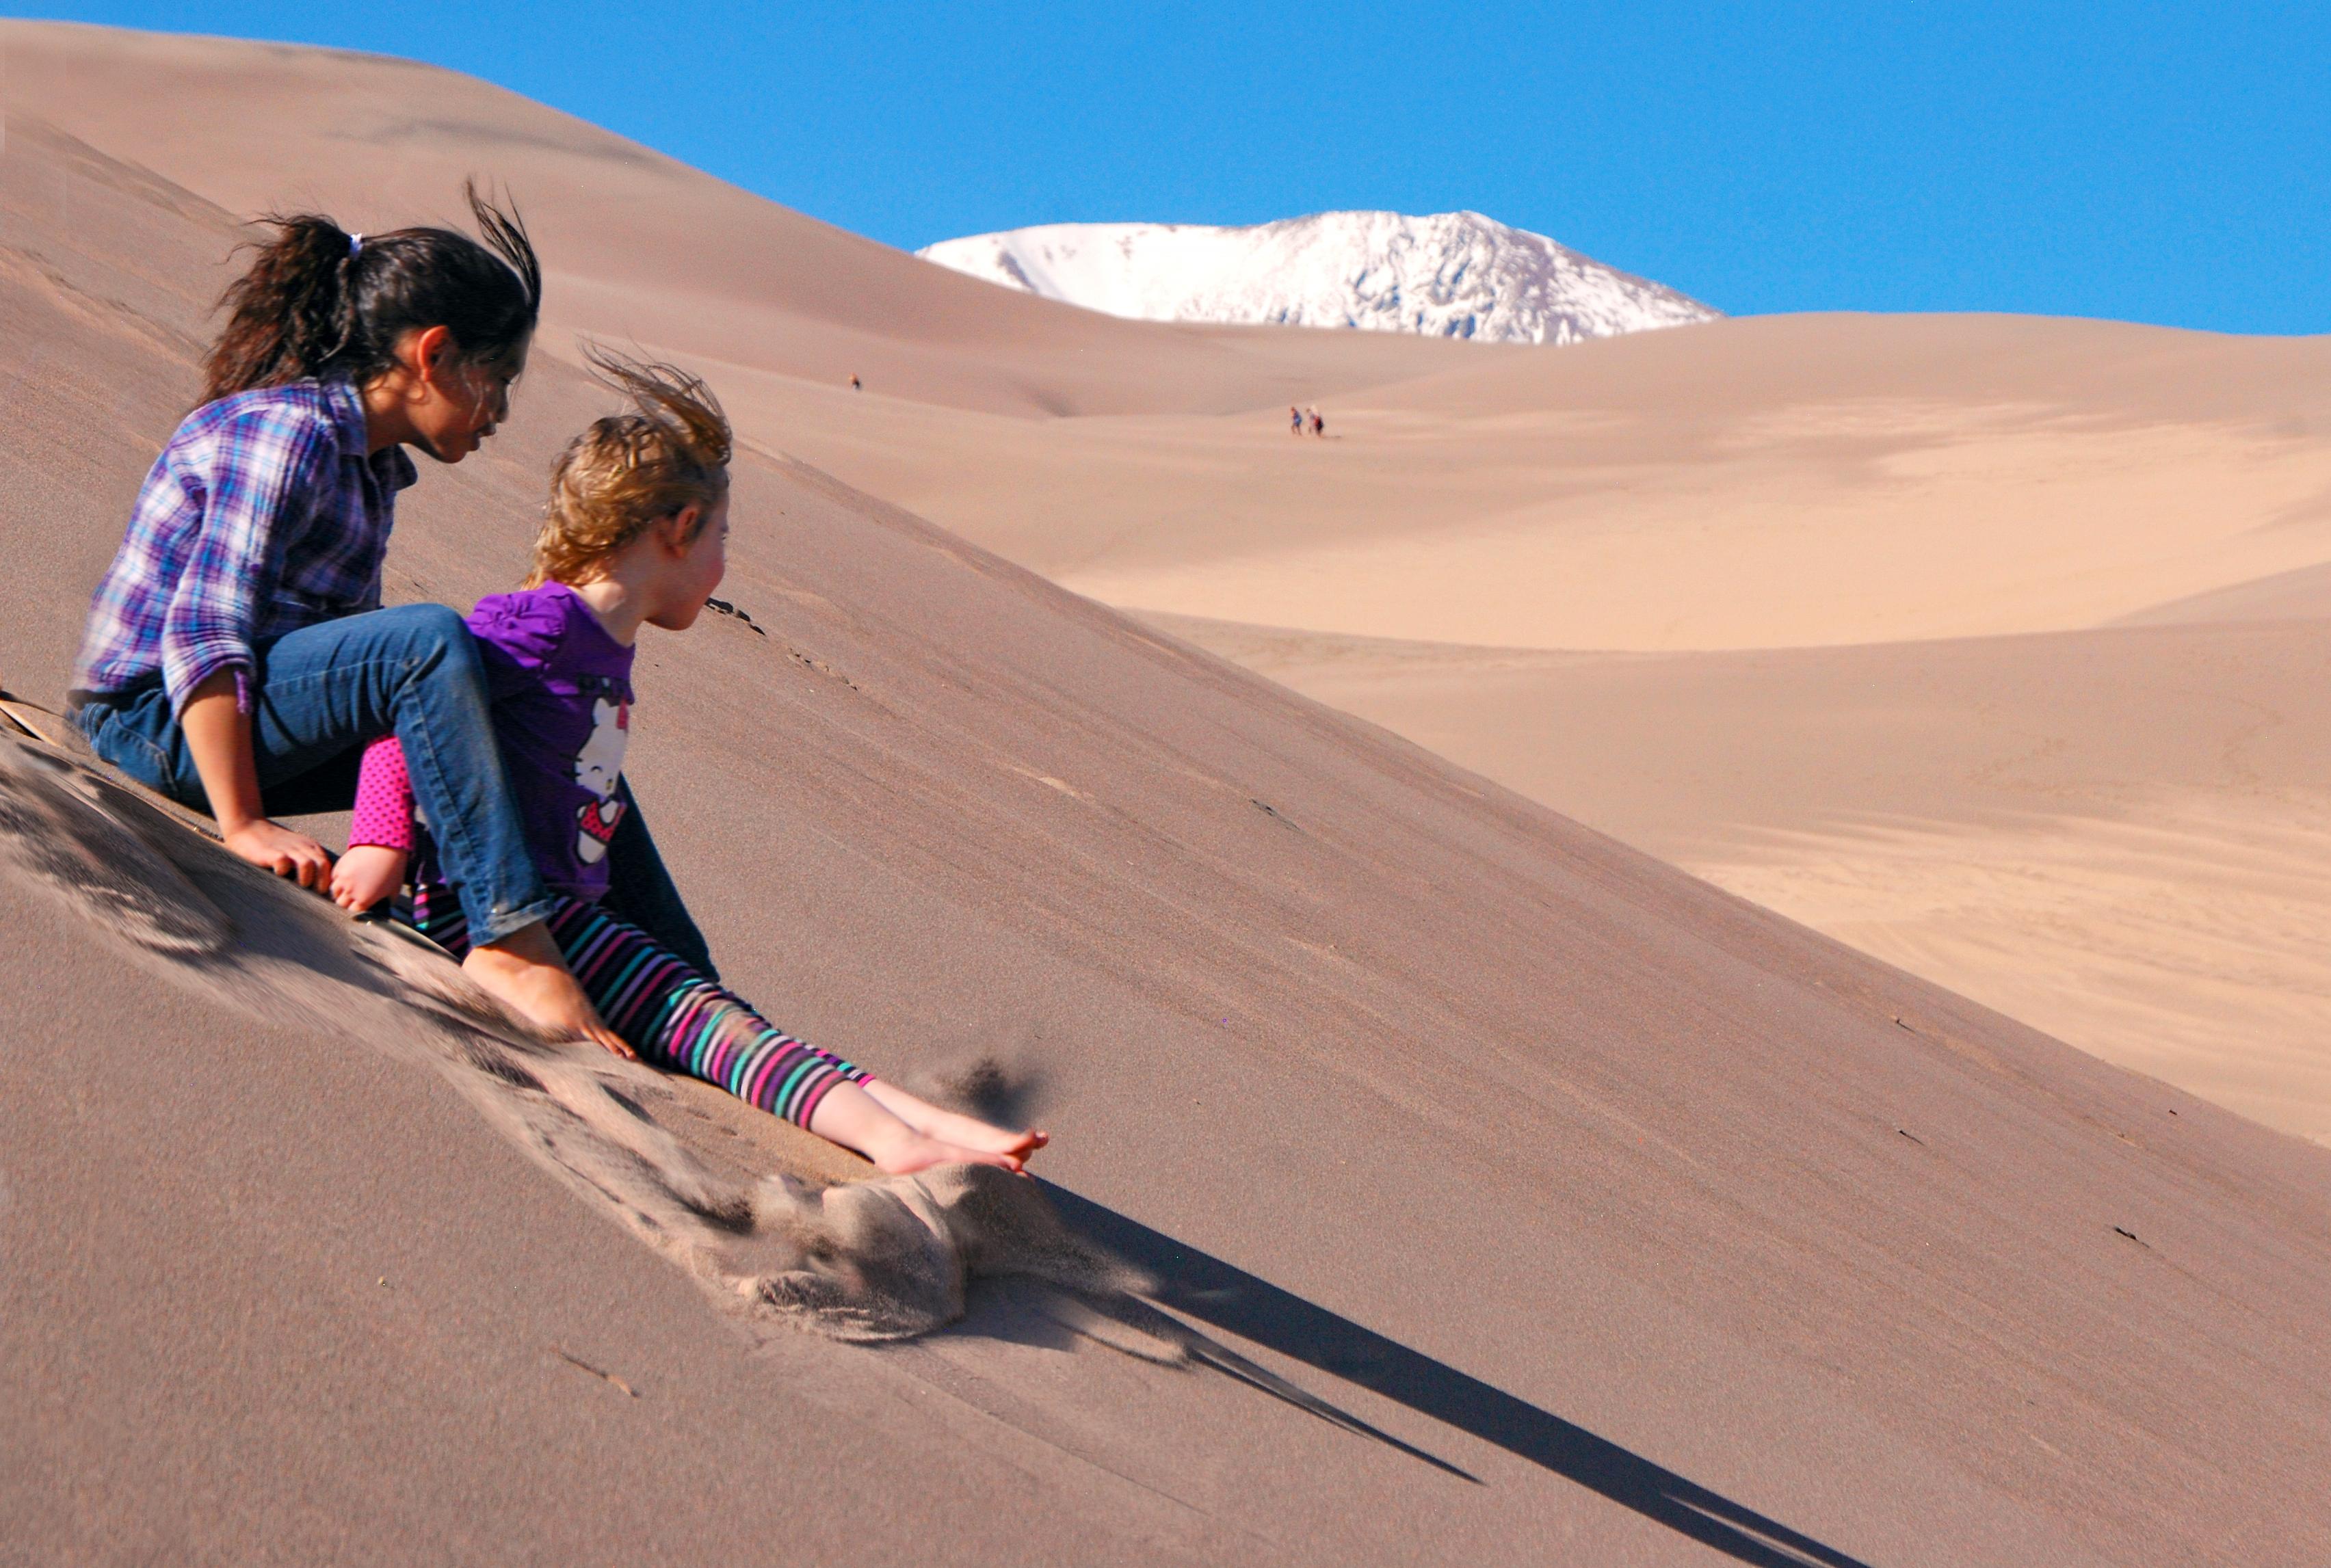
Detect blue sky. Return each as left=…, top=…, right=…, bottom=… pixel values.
left=12, top=1, right=2328, bottom=332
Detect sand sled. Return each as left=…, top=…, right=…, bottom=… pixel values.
left=0, top=684, right=456, bottom=958
left=0, top=689, right=79, bottom=750
left=2, top=685, right=258, bottom=838
left=1, top=685, right=222, bottom=838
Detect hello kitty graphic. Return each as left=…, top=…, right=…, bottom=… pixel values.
left=572, top=694, right=630, bottom=865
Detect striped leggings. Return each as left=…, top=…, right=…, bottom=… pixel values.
left=410, top=886, right=871, bottom=1128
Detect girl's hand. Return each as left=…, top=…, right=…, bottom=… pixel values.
left=332, top=844, right=409, bottom=912
left=181, top=675, right=333, bottom=890
left=222, top=819, right=336, bottom=890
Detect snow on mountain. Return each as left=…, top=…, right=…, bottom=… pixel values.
left=916, top=210, right=1717, bottom=345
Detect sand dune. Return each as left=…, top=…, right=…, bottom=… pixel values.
left=856, top=295, right=2331, bottom=1162
left=0, top=20, right=1484, bottom=421
left=953, top=314, right=2331, bottom=652
left=34, top=23, right=2326, bottom=648
left=5, top=22, right=2331, bottom=1567
left=1151, top=613, right=2331, bottom=1145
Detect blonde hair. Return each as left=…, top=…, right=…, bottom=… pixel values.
left=529, top=345, right=732, bottom=586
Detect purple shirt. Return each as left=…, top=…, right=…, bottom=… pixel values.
left=456, top=583, right=635, bottom=901
left=75, top=378, right=419, bottom=711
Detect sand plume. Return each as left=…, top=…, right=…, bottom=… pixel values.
left=0, top=726, right=1150, bottom=1348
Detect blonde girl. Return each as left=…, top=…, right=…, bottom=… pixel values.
left=331, top=352, right=1044, bottom=1173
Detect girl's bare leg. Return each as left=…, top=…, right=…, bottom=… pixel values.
left=808, top=1081, right=1027, bottom=1175
left=860, top=1080, right=1049, bottom=1160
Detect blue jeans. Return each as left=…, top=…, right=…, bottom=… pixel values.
left=77, top=603, right=561, bottom=947
left=77, top=605, right=719, bottom=972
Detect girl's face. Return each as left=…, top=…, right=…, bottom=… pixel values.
left=408, top=328, right=530, bottom=464
left=646, top=492, right=730, bottom=632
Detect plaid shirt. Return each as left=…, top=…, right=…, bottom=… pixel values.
left=75, top=378, right=419, bottom=711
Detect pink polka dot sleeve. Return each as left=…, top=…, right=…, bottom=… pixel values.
left=347, top=735, right=415, bottom=851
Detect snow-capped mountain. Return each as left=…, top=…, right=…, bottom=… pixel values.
left=917, top=210, right=1717, bottom=345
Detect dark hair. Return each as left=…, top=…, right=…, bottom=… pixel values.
left=201, top=180, right=541, bottom=406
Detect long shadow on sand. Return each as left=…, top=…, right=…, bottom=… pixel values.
left=1046, top=1185, right=1873, bottom=1568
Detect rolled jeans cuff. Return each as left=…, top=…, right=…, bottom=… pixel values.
left=466, top=892, right=566, bottom=949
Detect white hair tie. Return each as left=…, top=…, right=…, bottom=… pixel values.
left=348, top=232, right=364, bottom=258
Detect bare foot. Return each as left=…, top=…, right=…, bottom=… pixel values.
left=462, top=920, right=636, bottom=1059
left=904, top=1106, right=1047, bottom=1160
left=861, top=1081, right=1049, bottom=1160
left=807, top=1082, right=1027, bottom=1174
left=867, top=1130, right=1026, bottom=1177
left=330, top=844, right=408, bottom=912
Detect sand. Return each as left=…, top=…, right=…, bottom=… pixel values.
left=1113, top=318, right=2331, bottom=1152
left=4, top=20, right=2331, bottom=1567
left=1150, top=614, right=2331, bottom=1146
left=28, top=16, right=2313, bottom=1132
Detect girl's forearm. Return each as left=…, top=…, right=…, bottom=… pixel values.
left=179, top=669, right=267, bottom=830
left=177, top=670, right=332, bottom=888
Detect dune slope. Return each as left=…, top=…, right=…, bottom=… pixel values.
left=1155, top=613, right=2331, bottom=1145
left=2, top=30, right=2330, bottom=1568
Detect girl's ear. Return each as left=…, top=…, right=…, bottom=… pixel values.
left=409, top=325, right=456, bottom=390
left=661, top=503, right=703, bottom=555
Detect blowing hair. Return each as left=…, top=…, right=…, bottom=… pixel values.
left=529, top=346, right=733, bottom=588
left=201, top=180, right=541, bottom=406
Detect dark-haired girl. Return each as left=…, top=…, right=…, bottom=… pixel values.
left=70, top=187, right=694, bottom=1044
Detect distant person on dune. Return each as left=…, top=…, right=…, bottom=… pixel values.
left=67, top=187, right=680, bottom=1046
left=1308, top=407, right=1325, bottom=437
left=850, top=373, right=861, bottom=391
left=330, top=351, right=1045, bottom=1175
left=1289, top=404, right=1303, bottom=435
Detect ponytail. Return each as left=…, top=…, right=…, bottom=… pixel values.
left=202, top=180, right=541, bottom=406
